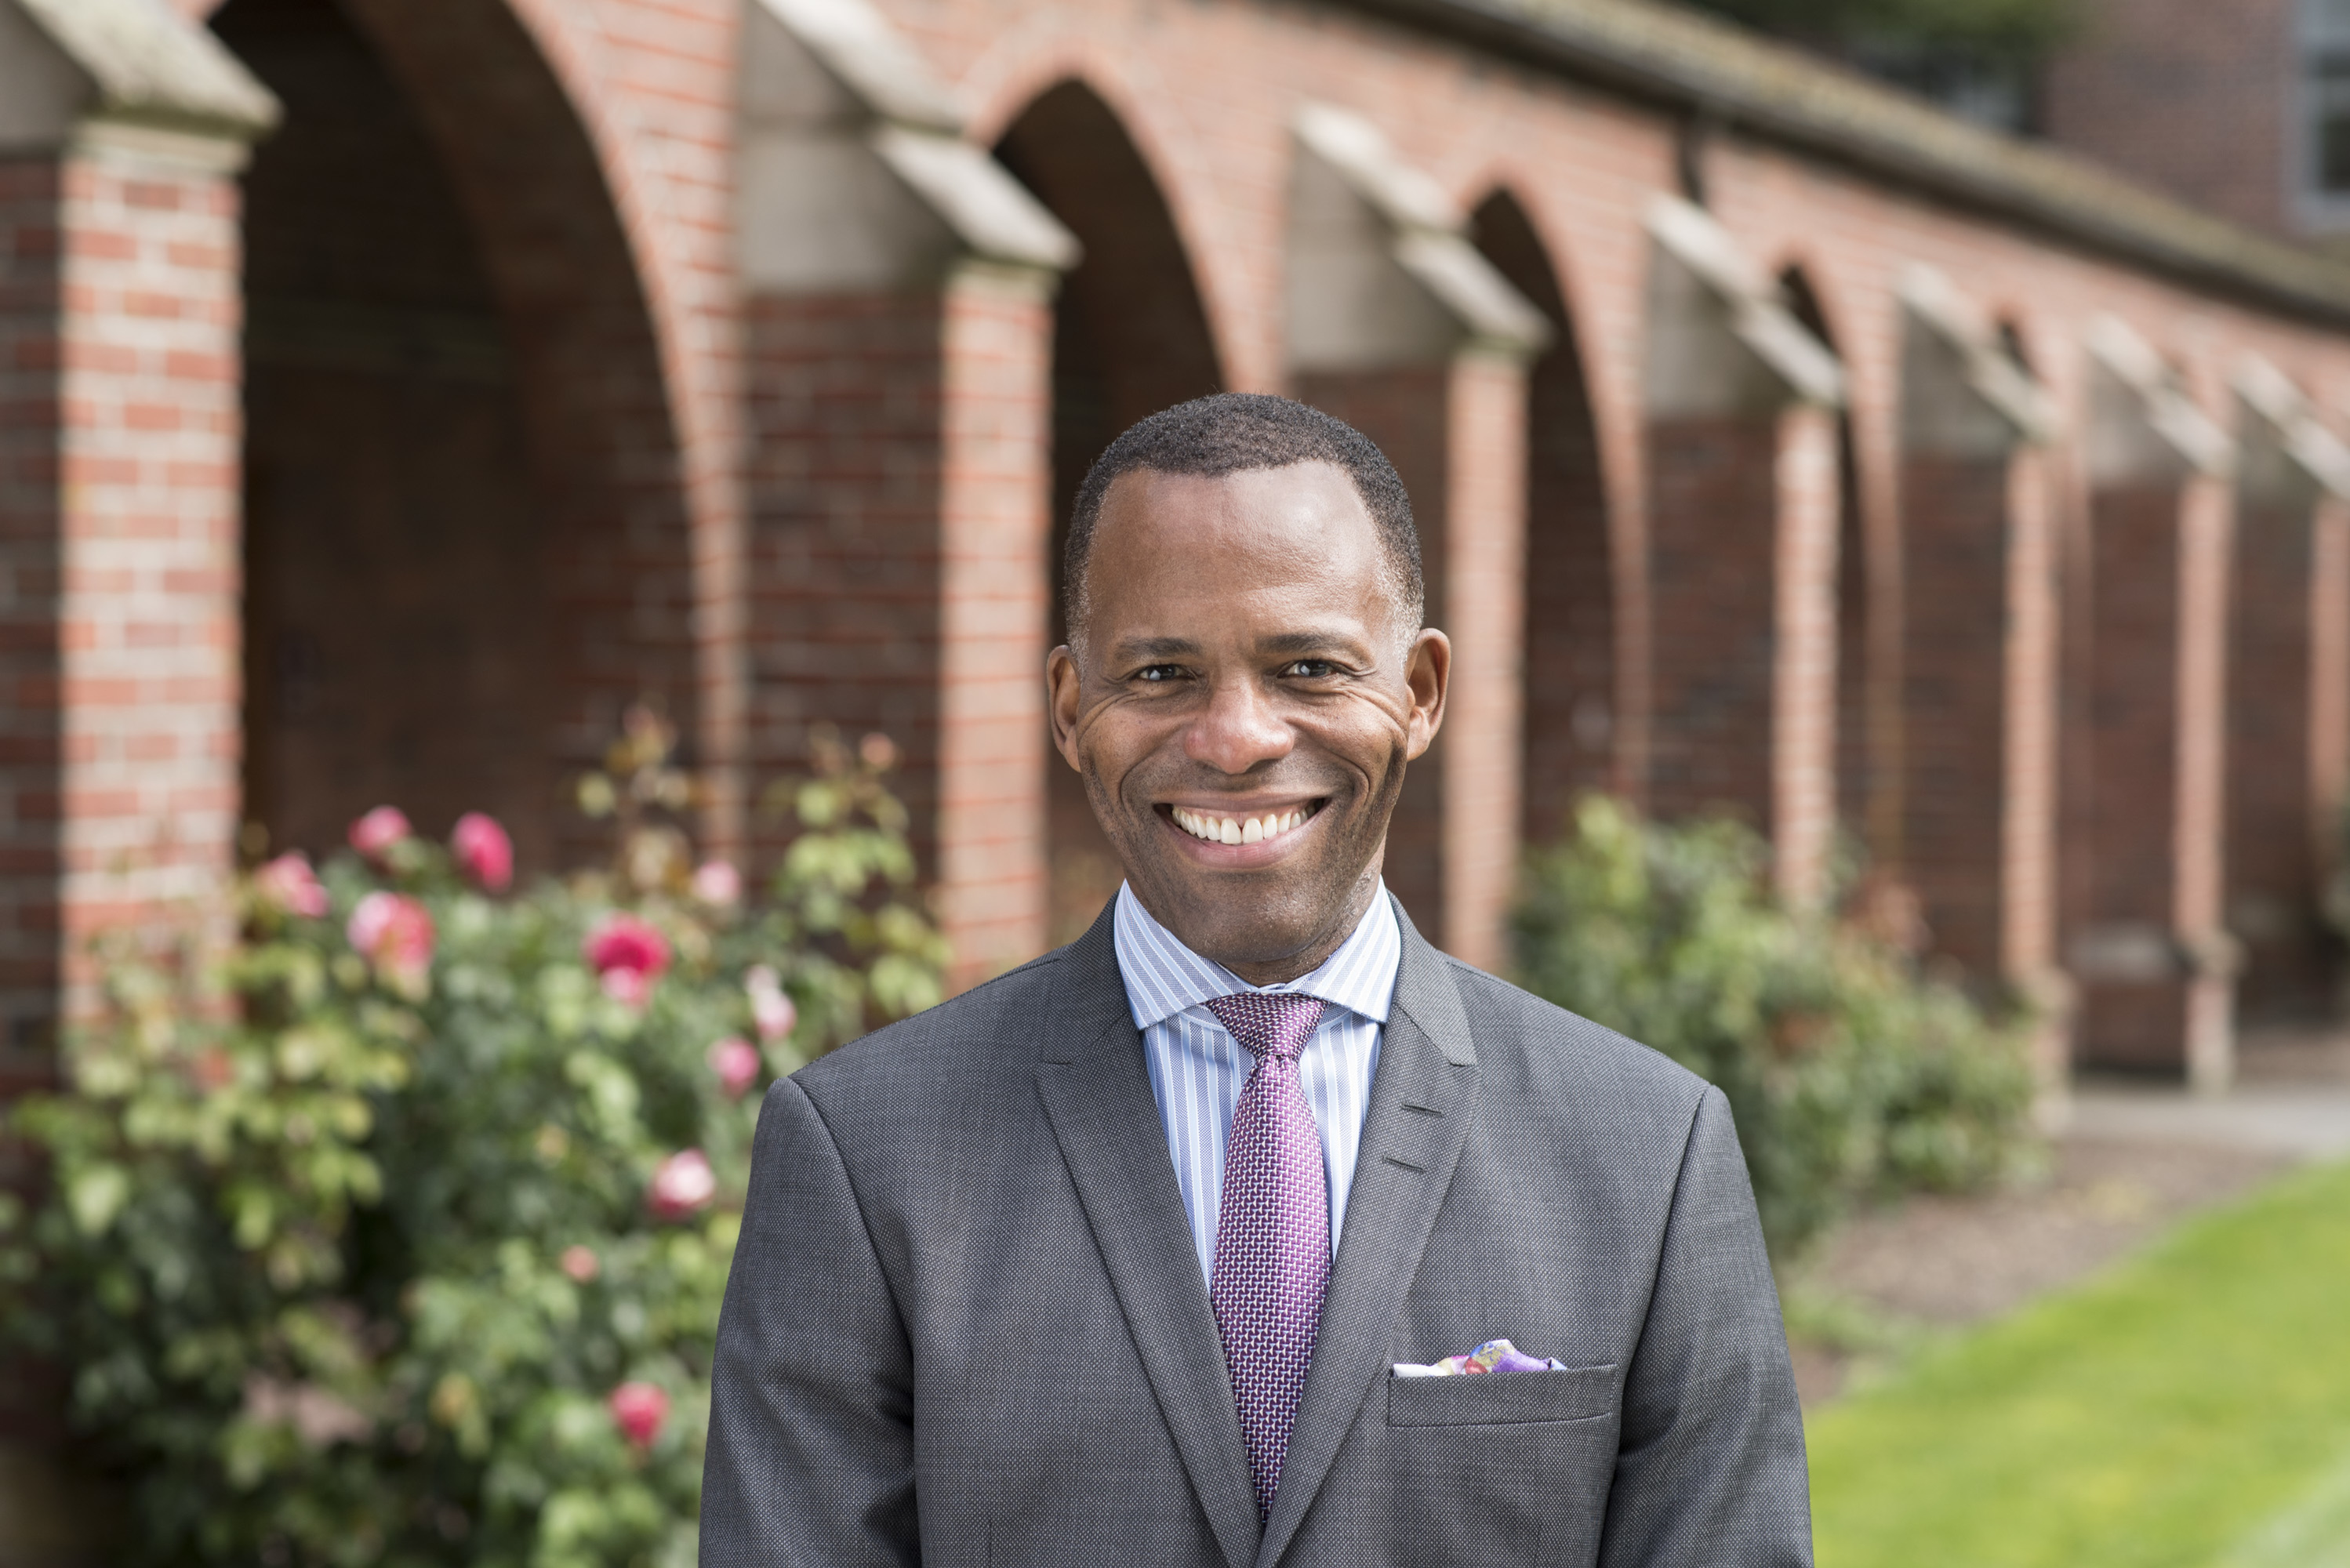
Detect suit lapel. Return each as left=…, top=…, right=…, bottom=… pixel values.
left=1255, top=906, right=1480, bottom=1568
left=1034, top=910, right=1262, bottom=1568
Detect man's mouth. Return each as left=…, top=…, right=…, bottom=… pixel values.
left=1166, top=800, right=1326, bottom=847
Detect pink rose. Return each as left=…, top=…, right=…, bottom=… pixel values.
left=692, top=859, right=742, bottom=906
left=254, top=852, right=328, bottom=919
left=346, top=891, right=434, bottom=987
left=646, top=1149, right=716, bottom=1220
left=608, top=1381, right=669, bottom=1449
left=347, top=806, right=412, bottom=864
left=584, top=913, right=670, bottom=1007
left=746, top=964, right=796, bottom=1044
left=450, top=812, right=514, bottom=892
left=707, top=1036, right=761, bottom=1099
left=559, top=1244, right=601, bottom=1284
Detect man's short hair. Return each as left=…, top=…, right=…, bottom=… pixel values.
left=1062, top=393, right=1424, bottom=653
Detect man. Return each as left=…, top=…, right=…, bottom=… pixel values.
left=703, top=394, right=1811, bottom=1566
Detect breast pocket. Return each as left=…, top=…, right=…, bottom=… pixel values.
left=1385, top=1364, right=1618, bottom=1428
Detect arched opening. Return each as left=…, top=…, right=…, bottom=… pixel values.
left=216, top=0, right=696, bottom=873
left=1779, top=267, right=1870, bottom=865
left=993, top=81, right=1222, bottom=942
left=1469, top=191, right=1611, bottom=847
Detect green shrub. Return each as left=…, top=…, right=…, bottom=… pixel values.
left=1511, top=796, right=2033, bottom=1254
left=0, top=715, right=946, bottom=1568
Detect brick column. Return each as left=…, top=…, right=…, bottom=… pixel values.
left=934, top=264, right=1054, bottom=985
left=2175, top=474, right=2235, bottom=1087
left=0, top=126, right=252, bottom=1064
left=1439, top=350, right=1530, bottom=972
left=1773, top=402, right=1842, bottom=906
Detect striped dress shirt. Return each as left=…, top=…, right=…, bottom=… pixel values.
left=1112, top=881, right=1402, bottom=1283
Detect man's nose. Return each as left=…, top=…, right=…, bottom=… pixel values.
left=1184, top=676, right=1295, bottom=775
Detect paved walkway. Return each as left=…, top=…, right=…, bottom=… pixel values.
left=2066, top=1026, right=2350, bottom=1161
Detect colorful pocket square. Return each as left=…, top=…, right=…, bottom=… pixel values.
left=1390, top=1338, right=1569, bottom=1377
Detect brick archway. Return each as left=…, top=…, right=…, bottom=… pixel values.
left=216, top=0, right=699, bottom=873
left=993, top=78, right=1224, bottom=943
left=1469, top=189, right=1610, bottom=851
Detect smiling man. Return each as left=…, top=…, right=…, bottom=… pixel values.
left=703, top=395, right=1812, bottom=1568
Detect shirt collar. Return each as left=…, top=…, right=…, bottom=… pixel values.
left=1112, top=880, right=1401, bottom=1033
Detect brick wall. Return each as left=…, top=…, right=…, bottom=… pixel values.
left=2228, top=490, right=2332, bottom=1018
left=2076, top=481, right=2189, bottom=1069
left=1901, top=452, right=2013, bottom=975
left=1645, top=415, right=1780, bottom=831
left=2043, top=0, right=2295, bottom=238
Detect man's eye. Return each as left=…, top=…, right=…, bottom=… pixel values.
left=1134, top=664, right=1186, bottom=683
left=1283, top=659, right=1341, bottom=679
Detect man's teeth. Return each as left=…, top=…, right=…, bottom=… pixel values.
left=1171, top=806, right=1313, bottom=845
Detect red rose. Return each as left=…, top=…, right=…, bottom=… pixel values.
left=347, top=806, right=412, bottom=864
left=450, top=812, right=514, bottom=892
left=583, top=913, right=670, bottom=1007
left=608, top=1381, right=669, bottom=1449
left=347, top=891, right=434, bottom=989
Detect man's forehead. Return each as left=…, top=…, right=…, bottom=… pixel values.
left=1095, top=462, right=1376, bottom=554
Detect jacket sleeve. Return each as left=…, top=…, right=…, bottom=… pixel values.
left=1596, top=1085, right=1814, bottom=1568
left=702, top=1076, right=917, bottom=1567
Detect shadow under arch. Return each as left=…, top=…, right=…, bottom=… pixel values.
left=1469, top=189, right=1612, bottom=849
left=216, top=0, right=696, bottom=872
left=993, top=78, right=1224, bottom=942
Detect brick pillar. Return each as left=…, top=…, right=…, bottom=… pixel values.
left=0, top=127, right=252, bottom=1064
left=2074, top=474, right=2236, bottom=1084
left=1440, top=351, right=1530, bottom=972
left=745, top=265, right=1054, bottom=993
left=1295, top=353, right=1531, bottom=969
left=1773, top=403, right=1841, bottom=906
left=2312, top=497, right=2350, bottom=879
left=935, top=265, right=1054, bottom=985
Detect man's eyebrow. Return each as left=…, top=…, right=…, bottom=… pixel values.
left=1258, top=630, right=1371, bottom=657
left=1107, top=635, right=1200, bottom=661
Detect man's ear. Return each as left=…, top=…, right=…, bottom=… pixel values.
left=1403, top=627, right=1450, bottom=762
left=1047, top=644, right=1086, bottom=771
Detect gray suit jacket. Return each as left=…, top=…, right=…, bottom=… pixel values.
left=703, top=900, right=1811, bottom=1567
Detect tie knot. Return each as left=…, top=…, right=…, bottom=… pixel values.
left=1204, top=991, right=1326, bottom=1063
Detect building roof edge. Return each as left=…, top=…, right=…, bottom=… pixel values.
left=1338, top=0, right=2350, bottom=329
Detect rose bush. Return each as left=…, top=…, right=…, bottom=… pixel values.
left=0, top=717, right=947, bottom=1567
left=1513, top=795, right=2036, bottom=1254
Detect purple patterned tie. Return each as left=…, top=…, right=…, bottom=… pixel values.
left=1204, top=991, right=1331, bottom=1519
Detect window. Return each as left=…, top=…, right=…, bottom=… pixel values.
left=2300, top=0, right=2350, bottom=213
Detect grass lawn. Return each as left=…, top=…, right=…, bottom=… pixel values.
left=1805, top=1156, right=2350, bottom=1568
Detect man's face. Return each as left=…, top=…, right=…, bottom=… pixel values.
left=1047, top=462, right=1449, bottom=982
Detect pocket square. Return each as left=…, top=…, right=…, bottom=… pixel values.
left=1391, top=1338, right=1569, bottom=1377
